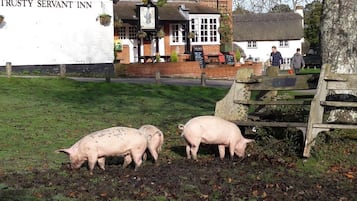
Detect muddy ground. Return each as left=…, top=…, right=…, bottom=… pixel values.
left=0, top=145, right=355, bottom=201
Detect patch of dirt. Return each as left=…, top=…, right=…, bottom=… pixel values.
left=0, top=152, right=355, bottom=201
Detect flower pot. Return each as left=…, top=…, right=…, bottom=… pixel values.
left=99, top=14, right=111, bottom=26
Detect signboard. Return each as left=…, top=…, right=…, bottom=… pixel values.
left=137, top=1, right=158, bottom=31
left=191, top=45, right=205, bottom=68
left=224, top=54, right=235, bottom=65
left=272, top=78, right=297, bottom=87
left=0, top=0, right=114, bottom=66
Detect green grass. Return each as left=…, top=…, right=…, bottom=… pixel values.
left=0, top=77, right=228, bottom=172
left=0, top=77, right=355, bottom=175
left=299, top=68, right=321, bottom=74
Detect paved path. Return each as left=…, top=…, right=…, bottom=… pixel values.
left=69, top=77, right=234, bottom=88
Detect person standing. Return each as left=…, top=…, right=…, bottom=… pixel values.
left=290, top=48, right=305, bottom=74
left=270, top=46, right=283, bottom=68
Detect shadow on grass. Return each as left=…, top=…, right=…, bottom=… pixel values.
left=170, top=144, right=229, bottom=159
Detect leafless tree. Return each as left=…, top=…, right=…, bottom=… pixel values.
left=233, top=0, right=321, bottom=12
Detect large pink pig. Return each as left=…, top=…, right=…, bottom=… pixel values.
left=56, top=127, right=147, bottom=175
left=138, top=125, right=164, bottom=163
left=179, top=116, right=254, bottom=160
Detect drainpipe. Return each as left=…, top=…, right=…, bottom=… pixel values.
left=137, top=39, right=141, bottom=63
left=185, top=21, right=190, bottom=54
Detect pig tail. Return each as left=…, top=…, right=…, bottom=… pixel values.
left=178, top=124, right=185, bottom=130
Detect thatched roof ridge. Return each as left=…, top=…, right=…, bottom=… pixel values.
left=233, top=12, right=304, bottom=41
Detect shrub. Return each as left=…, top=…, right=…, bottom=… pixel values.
left=170, top=51, right=178, bottom=62
left=235, top=49, right=241, bottom=62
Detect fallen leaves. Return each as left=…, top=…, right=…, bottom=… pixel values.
left=327, top=164, right=356, bottom=179
left=343, top=172, right=354, bottom=179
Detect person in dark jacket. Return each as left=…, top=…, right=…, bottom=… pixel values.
left=270, top=46, right=283, bottom=67
left=290, top=48, right=305, bottom=74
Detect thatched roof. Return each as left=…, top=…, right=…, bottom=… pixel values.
left=114, top=1, right=220, bottom=23
left=233, top=12, right=303, bottom=41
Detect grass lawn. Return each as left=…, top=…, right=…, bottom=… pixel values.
left=0, top=77, right=355, bottom=175
left=0, top=77, right=356, bottom=201
left=0, top=77, right=228, bottom=172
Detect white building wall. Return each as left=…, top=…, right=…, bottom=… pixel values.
left=0, top=0, right=114, bottom=66
left=234, top=39, right=302, bottom=70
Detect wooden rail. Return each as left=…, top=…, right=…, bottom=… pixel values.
left=303, top=64, right=357, bottom=157
left=215, top=65, right=356, bottom=157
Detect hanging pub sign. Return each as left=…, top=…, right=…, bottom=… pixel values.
left=137, top=0, right=158, bottom=31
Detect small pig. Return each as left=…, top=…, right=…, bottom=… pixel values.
left=56, top=127, right=147, bottom=175
left=179, top=116, right=254, bottom=160
left=138, top=125, right=164, bottom=162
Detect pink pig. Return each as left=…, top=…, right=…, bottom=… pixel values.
left=138, top=125, right=164, bottom=162
left=56, top=127, right=147, bottom=175
left=179, top=116, right=254, bottom=160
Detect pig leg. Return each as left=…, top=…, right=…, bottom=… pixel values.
left=142, top=152, right=148, bottom=161
left=148, top=146, right=159, bottom=162
left=186, top=144, right=192, bottom=159
left=97, top=157, right=106, bottom=170
left=190, top=144, right=200, bottom=161
left=87, top=155, right=99, bottom=175
left=122, top=154, right=132, bottom=169
left=132, top=152, right=143, bottom=171
left=229, top=145, right=235, bottom=160
left=218, top=145, right=226, bottom=160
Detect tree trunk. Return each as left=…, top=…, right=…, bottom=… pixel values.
left=321, top=0, right=357, bottom=123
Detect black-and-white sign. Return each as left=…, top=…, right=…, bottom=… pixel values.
left=192, top=45, right=205, bottom=68
left=137, top=1, right=158, bottom=31
left=224, top=54, right=235, bottom=65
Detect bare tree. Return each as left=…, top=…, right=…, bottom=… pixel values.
left=233, top=0, right=321, bottom=12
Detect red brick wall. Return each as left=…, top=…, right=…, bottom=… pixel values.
left=124, top=62, right=263, bottom=79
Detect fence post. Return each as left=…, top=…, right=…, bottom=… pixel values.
left=60, top=64, right=66, bottom=78
left=201, top=72, right=206, bottom=86
left=105, top=65, right=112, bottom=83
left=155, top=71, right=161, bottom=84
left=6, top=62, right=12, bottom=78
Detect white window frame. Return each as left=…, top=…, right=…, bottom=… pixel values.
left=170, top=24, right=187, bottom=45
left=247, top=41, right=257, bottom=49
left=118, top=24, right=137, bottom=40
left=118, top=26, right=126, bottom=40
left=189, top=14, right=220, bottom=45
left=279, top=40, right=289, bottom=48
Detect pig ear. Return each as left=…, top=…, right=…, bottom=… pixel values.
left=244, top=138, right=255, bottom=144
left=55, top=148, right=72, bottom=155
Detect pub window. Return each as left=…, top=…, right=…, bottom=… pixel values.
left=190, top=15, right=219, bottom=44
left=128, top=26, right=137, bottom=39
left=118, top=27, right=126, bottom=39
left=170, top=24, right=187, bottom=44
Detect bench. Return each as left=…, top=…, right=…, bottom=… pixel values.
left=139, top=55, right=171, bottom=63
left=205, top=53, right=225, bottom=64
